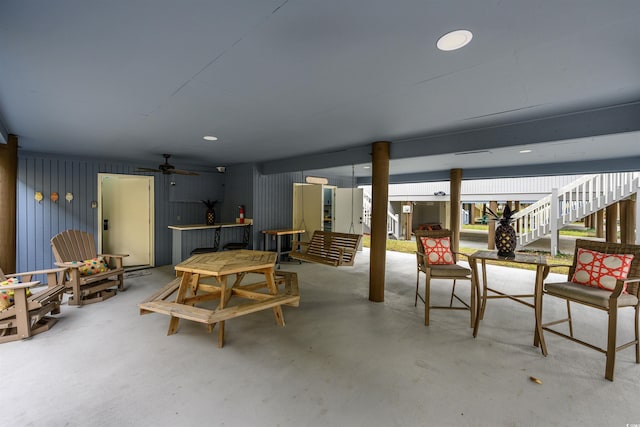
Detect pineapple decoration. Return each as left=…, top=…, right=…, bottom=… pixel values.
left=202, top=199, right=218, bottom=225
left=485, top=204, right=518, bottom=258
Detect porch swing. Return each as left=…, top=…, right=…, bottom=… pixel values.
left=289, top=168, right=362, bottom=267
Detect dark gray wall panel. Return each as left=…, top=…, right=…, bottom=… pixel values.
left=249, top=172, right=353, bottom=250
left=221, top=164, right=255, bottom=224
left=252, top=171, right=302, bottom=250
left=15, top=152, right=359, bottom=273
left=16, top=152, right=216, bottom=272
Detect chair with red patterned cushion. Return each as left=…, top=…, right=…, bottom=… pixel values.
left=542, top=239, right=640, bottom=381
left=414, top=229, right=475, bottom=327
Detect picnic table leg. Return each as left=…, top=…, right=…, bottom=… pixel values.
left=168, top=272, right=193, bottom=335
left=265, top=267, right=285, bottom=326
left=217, top=275, right=231, bottom=348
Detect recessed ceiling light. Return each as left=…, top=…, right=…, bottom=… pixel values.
left=519, top=149, right=532, bottom=154
left=363, top=166, right=371, bottom=169
left=203, top=136, right=218, bottom=141
left=437, top=29, right=473, bottom=51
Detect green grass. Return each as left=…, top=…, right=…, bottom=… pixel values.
left=461, top=223, right=596, bottom=237
left=558, top=228, right=597, bottom=237
left=461, top=224, right=489, bottom=231
left=362, top=235, right=573, bottom=271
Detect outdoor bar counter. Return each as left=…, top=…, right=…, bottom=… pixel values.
left=168, top=223, right=252, bottom=264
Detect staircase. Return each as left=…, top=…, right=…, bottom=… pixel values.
left=362, top=191, right=400, bottom=239
left=514, top=172, right=640, bottom=253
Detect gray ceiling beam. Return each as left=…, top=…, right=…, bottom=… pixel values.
left=357, top=155, right=640, bottom=185
left=392, top=101, right=640, bottom=159
left=259, top=145, right=371, bottom=175
left=260, top=101, right=640, bottom=175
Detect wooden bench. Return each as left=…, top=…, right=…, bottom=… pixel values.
left=51, top=230, right=128, bottom=306
left=289, top=230, right=361, bottom=267
left=1, top=267, right=67, bottom=344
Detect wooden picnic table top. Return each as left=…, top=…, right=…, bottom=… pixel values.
left=175, top=250, right=277, bottom=277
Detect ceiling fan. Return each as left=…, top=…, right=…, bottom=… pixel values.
left=136, top=154, right=199, bottom=176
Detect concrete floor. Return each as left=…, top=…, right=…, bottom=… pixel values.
left=4, top=249, right=640, bottom=426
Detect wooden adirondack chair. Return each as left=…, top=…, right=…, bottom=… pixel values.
left=51, top=230, right=128, bottom=306
left=1, top=266, right=67, bottom=344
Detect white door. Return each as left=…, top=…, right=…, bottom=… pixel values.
left=335, top=188, right=364, bottom=249
left=292, top=183, right=323, bottom=242
left=99, top=174, right=154, bottom=267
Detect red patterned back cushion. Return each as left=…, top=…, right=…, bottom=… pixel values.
left=420, top=236, right=454, bottom=265
left=571, top=248, right=634, bottom=292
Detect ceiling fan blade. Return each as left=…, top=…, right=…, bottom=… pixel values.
left=138, top=155, right=199, bottom=175
left=171, top=169, right=200, bottom=176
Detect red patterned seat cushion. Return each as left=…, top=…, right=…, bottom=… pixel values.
left=571, top=248, right=634, bottom=292
left=420, top=236, right=455, bottom=265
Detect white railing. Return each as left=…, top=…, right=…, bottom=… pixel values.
left=514, top=172, right=640, bottom=251
left=362, top=191, right=400, bottom=239
left=388, top=211, right=400, bottom=239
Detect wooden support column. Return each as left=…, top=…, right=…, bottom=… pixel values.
left=0, top=134, right=18, bottom=273
left=369, top=141, right=390, bottom=303
left=605, top=203, right=618, bottom=243
left=620, top=200, right=629, bottom=244
left=623, top=197, right=636, bottom=244
left=449, top=169, right=462, bottom=253
left=401, top=202, right=413, bottom=240
left=487, top=201, right=497, bottom=249
left=596, top=209, right=604, bottom=238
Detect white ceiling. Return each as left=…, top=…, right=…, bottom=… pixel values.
left=1, top=1, right=640, bottom=179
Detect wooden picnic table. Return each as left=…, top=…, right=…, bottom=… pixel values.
left=139, top=250, right=299, bottom=347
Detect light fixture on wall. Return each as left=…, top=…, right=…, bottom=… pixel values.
left=305, top=176, right=328, bottom=185
left=216, top=166, right=226, bottom=173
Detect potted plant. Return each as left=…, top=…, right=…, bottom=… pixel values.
left=202, top=199, right=218, bottom=225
